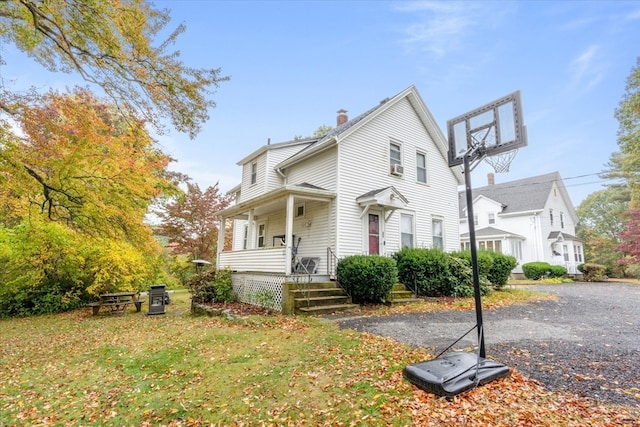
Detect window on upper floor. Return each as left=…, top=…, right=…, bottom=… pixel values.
left=416, top=152, right=427, bottom=183
left=389, top=141, right=404, bottom=176
left=390, top=142, right=402, bottom=166
left=400, top=213, right=414, bottom=248
left=250, top=162, right=257, bottom=185
left=549, top=209, right=554, bottom=226
left=560, top=212, right=564, bottom=229
left=473, top=214, right=478, bottom=226
left=488, top=212, right=495, bottom=225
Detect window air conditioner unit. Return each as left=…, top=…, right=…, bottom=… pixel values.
left=391, top=164, right=404, bottom=176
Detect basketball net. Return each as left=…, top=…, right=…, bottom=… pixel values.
left=484, top=149, right=518, bottom=173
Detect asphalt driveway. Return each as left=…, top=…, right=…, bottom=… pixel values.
left=333, top=282, right=640, bottom=406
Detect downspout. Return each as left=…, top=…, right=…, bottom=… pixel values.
left=275, top=166, right=287, bottom=184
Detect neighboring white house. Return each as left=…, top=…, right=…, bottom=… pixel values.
left=459, top=171, right=585, bottom=276
left=216, top=85, right=464, bottom=310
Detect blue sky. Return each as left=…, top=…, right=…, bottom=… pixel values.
left=2, top=1, right=640, bottom=206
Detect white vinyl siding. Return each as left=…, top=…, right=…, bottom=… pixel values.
left=336, top=97, right=460, bottom=256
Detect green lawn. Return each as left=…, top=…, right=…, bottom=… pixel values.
left=1, top=289, right=637, bottom=426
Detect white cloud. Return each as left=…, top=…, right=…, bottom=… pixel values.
left=568, top=45, right=605, bottom=92
left=396, top=1, right=511, bottom=57
left=396, top=1, right=480, bottom=55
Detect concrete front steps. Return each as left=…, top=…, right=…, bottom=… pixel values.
left=283, top=282, right=420, bottom=315
left=284, top=281, right=358, bottom=315
left=389, top=283, right=421, bottom=305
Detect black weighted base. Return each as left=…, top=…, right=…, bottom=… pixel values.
left=403, top=351, right=510, bottom=397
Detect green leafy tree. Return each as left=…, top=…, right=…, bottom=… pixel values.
left=576, top=186, right=629, bottom=275
left=0, top=0, right=228, bottom=138
left=607, top=57, right=640, bottom=207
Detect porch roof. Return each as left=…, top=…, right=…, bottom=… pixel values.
left=217, top=183, right=335, bottom=218
left=460, top=226, right=525, bottom=240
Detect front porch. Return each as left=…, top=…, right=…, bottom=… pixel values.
left=217, top=183, right=336, bottom=277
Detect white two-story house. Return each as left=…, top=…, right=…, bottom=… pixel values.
left=216, top=85, right=463, bottom=311
left=459, top=172, right=585, bottom=276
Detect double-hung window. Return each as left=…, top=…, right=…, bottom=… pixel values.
left=416, top=152, right=427, bottom=183
left=432, top=217, right=444, bottom=250
left=488, top=212, right=495, bottom=225
left=390, top=142, right=402, bottom=166
left=400, top=213, right=414, bottom=248
left=250, top=162, right=257, bottom=185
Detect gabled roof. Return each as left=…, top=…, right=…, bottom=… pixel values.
left=548, top=231, right=579, bottom=240
left=275, top=85, right=464, bottom=185
left=458, top=172, right=576, bottom=221
left=236, top=137, right=318, bottom=166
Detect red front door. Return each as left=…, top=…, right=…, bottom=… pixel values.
left=368, top=213, right=380, bottom=255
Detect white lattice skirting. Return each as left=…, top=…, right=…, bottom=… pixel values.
left=231, top=273, right=285, bottom=312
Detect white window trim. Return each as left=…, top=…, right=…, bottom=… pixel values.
left=250, top=162, right=258, bottom=186
left=389, top=139, right=403, bottom=167
left=256, top=221, right=266, bottom=248
left=416, top=150, right=428, bottom=184
left=295, top=203, right=305, bottom=218
left=432, top=216, right=444, bottom=250
left=400, top=212, right=415, bottom=248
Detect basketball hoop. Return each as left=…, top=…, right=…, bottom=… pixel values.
left=484, top=148, right=518, bottom=173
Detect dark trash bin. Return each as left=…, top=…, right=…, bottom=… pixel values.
left=148, top=284, right=166, bottom=315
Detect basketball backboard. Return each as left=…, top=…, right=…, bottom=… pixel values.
left=447, top=91, right=526, bottom=168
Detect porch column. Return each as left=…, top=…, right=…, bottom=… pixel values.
left=216, top=215, right=226, bottom=268
left=285, top=194, right=294, bottom=273
left=247, top=209, right=255, bottom=249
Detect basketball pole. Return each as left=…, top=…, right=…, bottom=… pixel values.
left=463, top=151, right=486, bottom=358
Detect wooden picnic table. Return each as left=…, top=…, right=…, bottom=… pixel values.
left=89, top=292, right=145, bottom=315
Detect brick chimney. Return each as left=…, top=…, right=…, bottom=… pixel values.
left=487, top=172, right=495, bottom=186
left=337, top=109, right=348, bottom=127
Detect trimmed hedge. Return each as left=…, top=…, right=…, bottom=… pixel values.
left=393, top=248, right=449, bottom=296
left=522, top=262, right=550, bottom=280
left=522, top=262, right=567, bottom=280
left=485, top=252, right=517, bottom=289
left=450, top=250, right=516, bottom=290
left=336, top=255, right=398, bottom=304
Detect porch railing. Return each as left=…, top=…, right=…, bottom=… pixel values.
left=327, top=247, right=350, bottom=298
left=218, top=247, right=287, bottom=273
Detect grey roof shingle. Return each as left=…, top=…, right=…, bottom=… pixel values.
left=459, top=172, right=565, bottom=217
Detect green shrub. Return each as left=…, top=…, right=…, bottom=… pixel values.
left=394, top=248, right=449, bottom=296
left=186, top=267, right=235, bottom=304
left=445, top=256, right=474, bottom=297
left=486, top=252, right=517, bottom=289
left=336, top=255, right=397, bottom=304
left=548, top=264, right=567, bottom=278
left=522, top=262, right=552, bottom=280
left=580, top=263, right=608, bottom=282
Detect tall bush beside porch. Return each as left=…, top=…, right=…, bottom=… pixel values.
left=336, top=255, right=397, bottom=304
left=393, top=247, right=449, bottom=296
